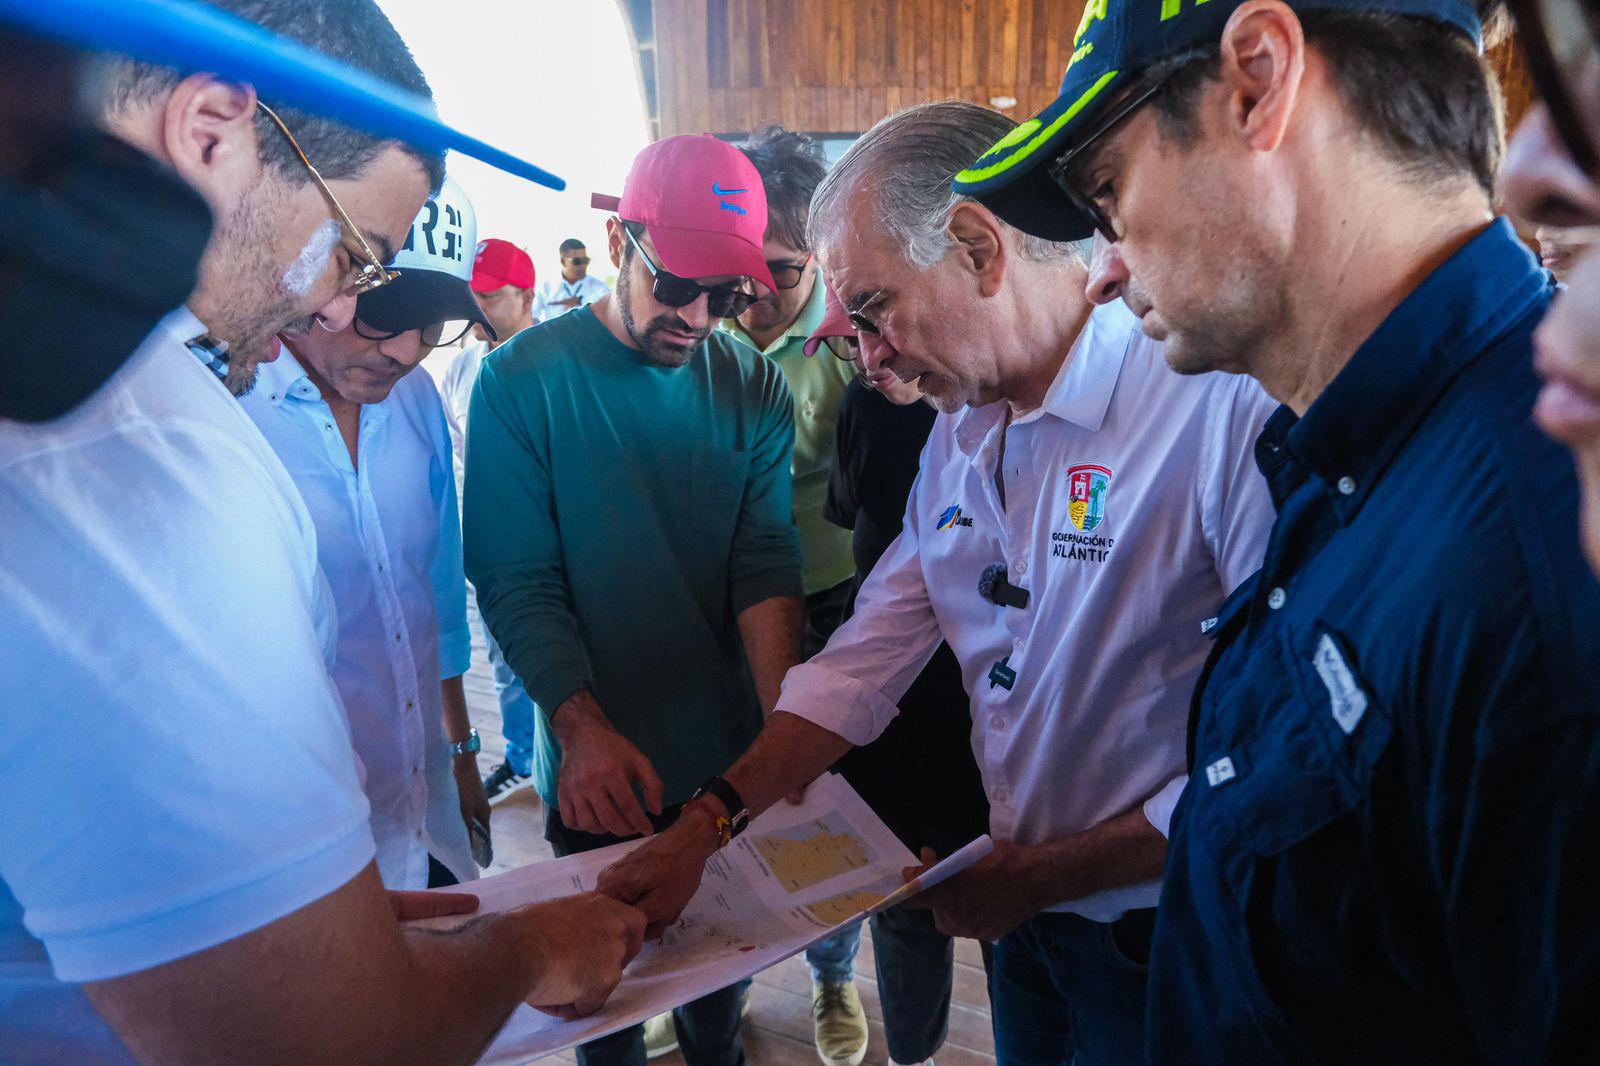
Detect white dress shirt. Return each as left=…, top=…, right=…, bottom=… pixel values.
left=440, top=339, right=489, bottom=483
left=775, top=300, right=1278, bottom=922
left=0, top=309, right=373, bottom=1061
left=242, top=352, right=475, bottom=888
left=536, top=273, right=610, bottom=322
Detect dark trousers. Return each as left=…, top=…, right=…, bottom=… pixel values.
left=426, top=855, right=459, bottom=888
left=871, top=903, right=994, bottom=1063
left=545, top=806, right=747, bottom=1066
left=988, top=909, right=1155, bottom=1066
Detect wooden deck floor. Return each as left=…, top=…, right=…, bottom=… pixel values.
left=460, top=605, right=998, bottom=1065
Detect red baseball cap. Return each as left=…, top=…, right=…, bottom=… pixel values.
left=471, top=238, right=536, bottom=293
left=592, top=135, right=777, bottom=293
left=803, top=281, right=856, bottom=357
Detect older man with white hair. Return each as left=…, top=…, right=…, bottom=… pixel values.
left=597, top=100, right=1278, bottom=1065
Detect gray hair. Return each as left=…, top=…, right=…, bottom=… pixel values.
left=808, top=99, right=1079, bottom=270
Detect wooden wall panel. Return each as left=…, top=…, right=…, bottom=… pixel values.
left=649, top=0, right=1539, bottom=141
left=653, top=0, right=1070, bottom=137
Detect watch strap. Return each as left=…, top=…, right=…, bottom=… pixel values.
left=692, top=775, right=750, bottom=842
left=448, top=728, right=481, bottom=757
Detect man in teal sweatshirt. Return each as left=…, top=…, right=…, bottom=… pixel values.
left=463, top=134, right=804, bottom=1066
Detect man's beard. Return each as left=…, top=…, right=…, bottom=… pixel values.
left=204, top=197, right=313, bottom=396
left=617, top=265, right=708, bottom=368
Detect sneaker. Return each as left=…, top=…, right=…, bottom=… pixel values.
left=811, top=978, right=868, bottom=1066
left=643, top=1012, right=678, bottom=1059
left=482, top=762, right=532, bottom=803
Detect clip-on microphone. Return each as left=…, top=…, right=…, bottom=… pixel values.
left=978, top=563, right=1030, bottom=609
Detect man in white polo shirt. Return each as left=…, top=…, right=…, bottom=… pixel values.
left=536, top=237, right=611, bottom=321
left=597, top=101, right=1277, bottom=1065
left=241, top=176, right=495, bottom=890
left=0, top=3, right=643, bottom=1061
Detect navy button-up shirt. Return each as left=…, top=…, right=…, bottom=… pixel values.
left=1149, top=220, right=1600, bottom=1064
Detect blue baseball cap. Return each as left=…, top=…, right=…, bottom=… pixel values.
left=952, top=0, right=1483, bottom=240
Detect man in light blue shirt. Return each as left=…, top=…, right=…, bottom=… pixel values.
left=243, top=176, right=495, bottom=889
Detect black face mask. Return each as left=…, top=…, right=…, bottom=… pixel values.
left=0, top=131, right=213, bottom=422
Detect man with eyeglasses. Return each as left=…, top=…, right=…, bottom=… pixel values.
left=951, top=0, right=1600, bottom=1061
left=595, top=101, right=1278, bottom=1066
left=464, top=133, right=804, bottom=1066
left=711, top=125, right=867, bottom=1066
left=0, top=0, right=646, bottom=1061
left=240, top=175, right=496, bottom=892
left=537, top=237, right=611, bottom=322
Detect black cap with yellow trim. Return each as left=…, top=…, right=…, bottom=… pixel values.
left=953, top=0, right=1484, bottom=241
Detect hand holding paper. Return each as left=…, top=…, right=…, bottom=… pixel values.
left=902, top=839, right=1044, bottom=941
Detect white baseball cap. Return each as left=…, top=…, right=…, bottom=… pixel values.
left=356, top=174, right=497, bottom=341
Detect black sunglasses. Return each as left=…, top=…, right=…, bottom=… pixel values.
left=1511, top=0, right=1600, bottom=175
left=1047, top=73, right=1174, bottom=243
left=566, top=256, right=590, bottom=266
left=624, top=224, right=758, bottom=318
left=352, top=318, right=474, bottom=349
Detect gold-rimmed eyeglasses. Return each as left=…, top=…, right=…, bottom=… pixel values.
left=256, top=100, right=399, bottom=294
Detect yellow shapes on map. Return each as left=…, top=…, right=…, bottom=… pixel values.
left=806, top=891, right=886, bottom=926
left=1069, top=499, right=1089, bottom=528
left=753, top=818, right=872, bottom=893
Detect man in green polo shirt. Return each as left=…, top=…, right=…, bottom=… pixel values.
left=717, top=127, right=867, bottom=1066
left=464, top=134, right=804, bottom=1066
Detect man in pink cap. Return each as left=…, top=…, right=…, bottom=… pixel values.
left=463, top=135, right=804, bottom=1066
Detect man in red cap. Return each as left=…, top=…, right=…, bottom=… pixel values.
left=440, top=237, right=543, bottom=806
left=463, top=134, right=804, bottom=1066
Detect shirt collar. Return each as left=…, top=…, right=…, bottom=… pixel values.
left=718, top=274, right=828, bottom=358
left=1284, top=218, right=1551, bottom=522
left=256, top=344, right=324, bottom=408
left=953, top=298, right=1133, bottom=456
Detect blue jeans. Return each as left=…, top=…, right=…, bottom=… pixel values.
left=805, top=921, right=861, bottom=984
left=988, top=909, right=1155, bottom=1066
left=482, top=619, right=534, bottom=777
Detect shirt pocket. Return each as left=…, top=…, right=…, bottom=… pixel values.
left=684, top=450, right=751, bottom=540
left=1198, top=621, right=1391, bottom=858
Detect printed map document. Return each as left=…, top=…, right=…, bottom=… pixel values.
left=422, top=773, right=991, bottom=1063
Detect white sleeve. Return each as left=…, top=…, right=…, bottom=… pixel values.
left=1198, top=375, right=1280, bottom=595
left=0, top=422, right=374, bottom=982
left=1142, top=775, right=1189, bottom=838
left=774, top=463, right=944, bottom=746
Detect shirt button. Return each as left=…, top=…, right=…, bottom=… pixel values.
left=1014, top=560, right=1028, bottom=576
left=993, top=788, right=1009, bottom=805
left=990, top=714, right=1007, bottom=730
left=1267, top=586, right=1287, bottom=610
left=405, top=700, right=414, bottom=710
left=1337, top=476, right=1357, bottom=496
left=394, top=633, right=403, bottom=642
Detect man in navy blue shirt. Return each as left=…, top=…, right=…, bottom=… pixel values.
left=955, top=0, right=1600, bottom=1061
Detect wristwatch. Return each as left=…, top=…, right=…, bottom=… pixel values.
left=448, top=728, right=481, bottom=758
left=690, top=775, right=750, bottom=848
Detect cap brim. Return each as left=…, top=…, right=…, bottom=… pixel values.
left=803, top=297, right=854, bottom=357
left=953, top=69, right=1126, bottom=241
left=358, top=269, right=497, bottom=342
left=644, top=221, right=778, bottom=294
left=591, top=192, right=622, bottom=213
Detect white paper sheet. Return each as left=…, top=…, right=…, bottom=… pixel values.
left=418, top=773, right=990, bottom=1064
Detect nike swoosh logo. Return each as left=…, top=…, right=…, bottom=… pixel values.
left=711, top=182, right=748, bottom=196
